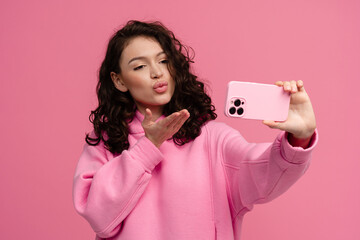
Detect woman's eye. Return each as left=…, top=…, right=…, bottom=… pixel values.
left=133, top=65, right=145, bottom=71
left=160, top=59, right=169, bottom=64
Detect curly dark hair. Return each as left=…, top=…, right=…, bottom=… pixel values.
left=86, top=20, right=217, bottom=154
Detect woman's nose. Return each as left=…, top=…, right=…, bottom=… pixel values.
left=150, top=65, right=163, bottom=79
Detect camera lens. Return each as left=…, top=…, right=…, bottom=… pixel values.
left=229, top=107, right=236, bottom=115
left=234, top=99, right=241, bottom=107
left=237, top=108, right=244, bottom=115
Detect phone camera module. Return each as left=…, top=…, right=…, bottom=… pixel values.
left=228, top=97, right=245, bottom=118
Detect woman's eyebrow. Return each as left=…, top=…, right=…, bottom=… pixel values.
left=128, top=51, right=166, bottom=65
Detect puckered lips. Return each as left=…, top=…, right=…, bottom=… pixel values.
left=153, top=81, right=168, bottom=93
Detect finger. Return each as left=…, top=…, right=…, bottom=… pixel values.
left=162, top=109, right=189, bottom=127
left=174, top=110, right=190, bottom=129
left=168, top=110, right=190, bottom=131
left=262, top=120, right=279, bottom=129
left=297, top=80, right=305, bottom=92
left=283, top=81, right=291, bottom=92
left=179, top=109, right=190, bottom=118
left=262, top=120, right=286, bottom=131
left=275, top=81, right=284, bottom=87
left=290, top=80, right=297, bottom=93
left=170, top=117, right=189, bottom=135
left=142, top=108, right=153, bottom=125
left=161, top=112, right=180, bottom=127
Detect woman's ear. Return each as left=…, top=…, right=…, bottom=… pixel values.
left=110, top=72, right=128, bottom=92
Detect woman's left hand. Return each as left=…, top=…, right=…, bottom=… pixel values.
left=263, top=80, right=316, bottom=140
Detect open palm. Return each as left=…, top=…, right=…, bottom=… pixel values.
left=142, top=108, right=190, bottom=148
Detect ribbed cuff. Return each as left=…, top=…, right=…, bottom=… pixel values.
left=279, top=128, right=319, bottom=164
left=128, top=136, right=164, bottom=172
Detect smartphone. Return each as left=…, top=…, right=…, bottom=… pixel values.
left=224, top=81, right=290, bottom=121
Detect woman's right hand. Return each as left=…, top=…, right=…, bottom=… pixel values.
left=142, top=108, right=190, bottom=148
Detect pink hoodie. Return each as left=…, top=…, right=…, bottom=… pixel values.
left=73, top=111, right=318, bottom=240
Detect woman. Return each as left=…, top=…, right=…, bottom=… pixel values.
left=73, top=20, right=317, bottom=240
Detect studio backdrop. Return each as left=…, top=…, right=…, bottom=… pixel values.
left=0, top=0, right=359, bottom=239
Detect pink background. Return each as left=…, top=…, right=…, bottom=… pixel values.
left=1, top=0, right=359, bottom=239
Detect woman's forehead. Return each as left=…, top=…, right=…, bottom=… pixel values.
left=121, top=36, right=163, bottom=61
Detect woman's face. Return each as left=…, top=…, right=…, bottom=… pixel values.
left=112, top=36, right=175, bottom=117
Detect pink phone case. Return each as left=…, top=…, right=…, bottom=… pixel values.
left=224, top=81, right=290, bottom=121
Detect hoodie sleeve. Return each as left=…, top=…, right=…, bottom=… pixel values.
left=209, top=122, right=318, bottom=213
left=72, top=135, right=163, bottom=238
